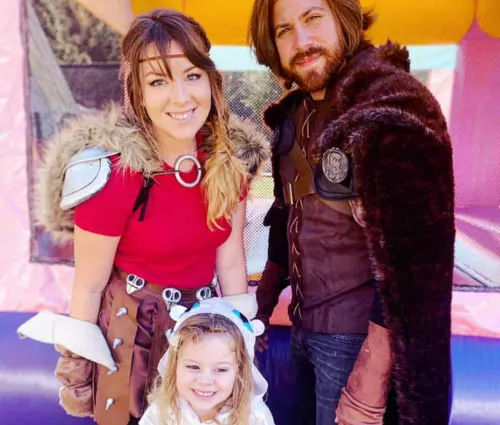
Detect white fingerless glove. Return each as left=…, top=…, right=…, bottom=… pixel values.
left=17, top=310, right=115, bottom=369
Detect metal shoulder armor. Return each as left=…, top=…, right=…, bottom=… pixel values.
left=60, top=147, right=118, bottom=210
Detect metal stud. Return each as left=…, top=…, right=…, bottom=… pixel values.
left=105, top=398, right=114, bottom=411
left=116, top=307, right=128, bottom=317
left=112, top=338, right=123, bottom=349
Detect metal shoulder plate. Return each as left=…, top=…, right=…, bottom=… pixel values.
left=313, top=146, right=357, bottom=200
left=60, top=147, right=118, bottom=210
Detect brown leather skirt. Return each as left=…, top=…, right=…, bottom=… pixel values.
left=93, top=270, right=214, bottom=425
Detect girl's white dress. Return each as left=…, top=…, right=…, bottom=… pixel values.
left=140, top=396, right=275, bottom=425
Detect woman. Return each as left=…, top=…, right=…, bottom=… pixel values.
left=23, top=8, right=268, bottom=425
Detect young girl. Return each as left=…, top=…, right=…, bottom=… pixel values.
left=139, top=298, right=275, bottom=425
left=17, top=8, right=268, bottom=425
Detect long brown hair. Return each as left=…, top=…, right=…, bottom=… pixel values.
left=248, top=0, right=375, bottom=81
left=121, top=9, right=247, bottom=228
left=150, top=314, right=253, bottom=425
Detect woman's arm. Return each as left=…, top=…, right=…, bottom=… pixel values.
left=215, top=199, right=248, bottom=296
left=70, top=225, right=120, bottom=323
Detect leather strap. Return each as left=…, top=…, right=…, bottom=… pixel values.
left=94, top=287, right=139, bottom=425
left=284, top=142, right=353, bottom=216
left=93, top=272, right=217, bottom=424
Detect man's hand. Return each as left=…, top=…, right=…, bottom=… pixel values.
left=255, top=329, right=270, bottom=352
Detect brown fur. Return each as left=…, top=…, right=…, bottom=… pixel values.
left=34, top=104, right=269, bottom=241
left=265, top=42, right=455, bottom=425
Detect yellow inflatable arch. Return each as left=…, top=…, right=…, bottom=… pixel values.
left=130, top=0, right=500, bottom=44
left=77, top=0, right=500, bottom=45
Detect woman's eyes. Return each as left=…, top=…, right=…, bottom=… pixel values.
left=148, top=73, right=202, bottom=87
left=186, top=364, right=200, bottom=370
left=186, top=72, right=202, bottom=81
left=149, top=79, right=166, bottom=87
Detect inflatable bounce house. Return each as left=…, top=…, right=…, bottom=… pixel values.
left=0, top=0, right=499, bottom=424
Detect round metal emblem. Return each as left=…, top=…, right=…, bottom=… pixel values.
left=321, top=147, right=349, bottom=183
left=174, top=154, right=202, bottom=188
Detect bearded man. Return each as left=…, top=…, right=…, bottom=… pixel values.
left=249, top=1, right=455, bottom=424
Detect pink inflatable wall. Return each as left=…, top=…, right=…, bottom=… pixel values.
left=451, top=24, right=500, bottom=209
left=0, top=1, right=498, bottom=338
left=447, top=24, right=500, bottom=339
left=0, top=1, right=74, bottom=313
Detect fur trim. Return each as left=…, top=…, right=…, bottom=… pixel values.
left=376, top=41, right=410, bottom=72
left=323, top=45, right=455, bottom=424
left=228, top=116, right=270, bottom=178
left=34, top=104, right=269, bottom=241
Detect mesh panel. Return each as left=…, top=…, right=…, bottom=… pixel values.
left=223, top=71, right=282, bottom=279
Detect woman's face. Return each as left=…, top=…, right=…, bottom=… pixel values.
left=140, top=41, right=212, bottom=148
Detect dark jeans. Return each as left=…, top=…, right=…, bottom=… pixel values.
left=290, top=327, right=366, bottom=425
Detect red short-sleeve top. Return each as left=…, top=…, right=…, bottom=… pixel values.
left=74, top=154, right=241, bottom=288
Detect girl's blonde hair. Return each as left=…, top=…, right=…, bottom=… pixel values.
left=121, top=9, right=247, bottom=228
left=149, top=313, right=253, bottom=425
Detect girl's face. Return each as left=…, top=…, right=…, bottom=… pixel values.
left=140, top=41, right=212, bottom=149
left=176, top=333, right=238, bottom=421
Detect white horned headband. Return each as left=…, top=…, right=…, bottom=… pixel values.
left=157, top=297, right=268, bottom=397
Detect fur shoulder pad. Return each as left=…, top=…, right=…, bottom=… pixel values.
left=34, top=104, right=269, bottom=241
left=33, top=104, right=161, bottom=241
left=227, top=115, right=270, bottom=179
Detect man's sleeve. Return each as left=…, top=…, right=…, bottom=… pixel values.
left=256, top=200, right=290, bottom=324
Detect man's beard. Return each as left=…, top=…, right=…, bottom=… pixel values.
left=284, top=45, right=344, bottom=93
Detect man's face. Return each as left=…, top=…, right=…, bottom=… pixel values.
left=273, top=0, right=344, bottom=99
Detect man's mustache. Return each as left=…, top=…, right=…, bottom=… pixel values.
left=290, top=46, right=326, bottom=66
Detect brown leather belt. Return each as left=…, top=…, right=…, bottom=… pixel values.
left=116, top=268, right=215, bottom=297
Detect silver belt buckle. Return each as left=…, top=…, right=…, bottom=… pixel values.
left=196, top=286, right=212, bottom=301
left=162, top=288, right=182, bottom=311
left=126, top=274, right=145, bottom=294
